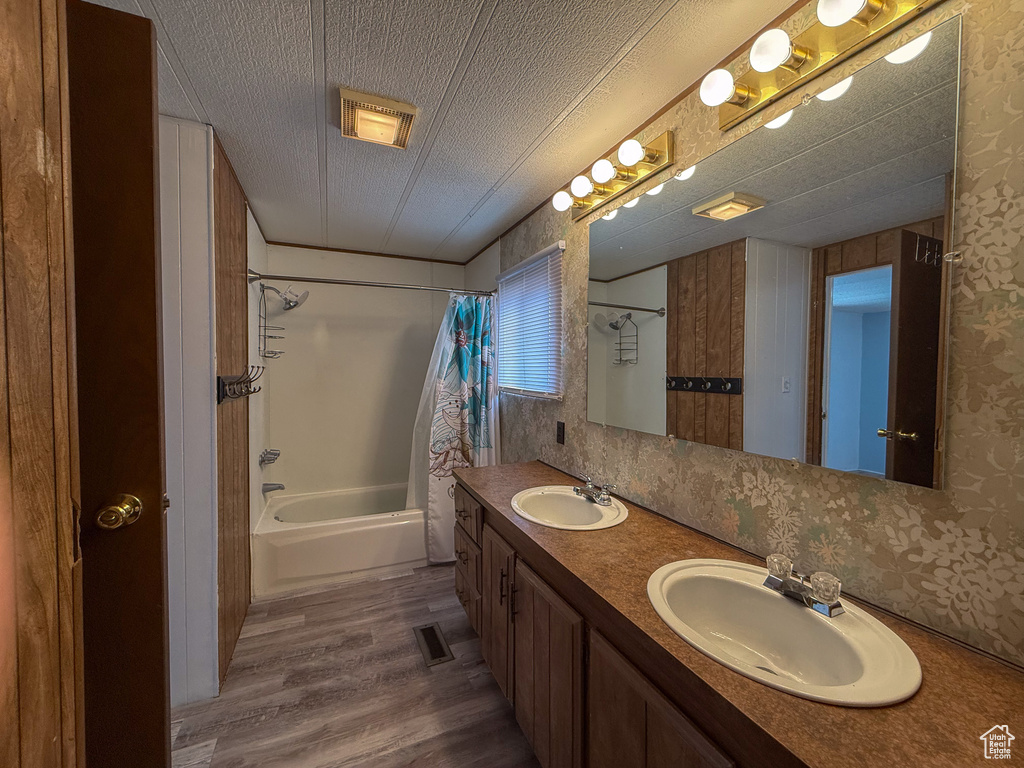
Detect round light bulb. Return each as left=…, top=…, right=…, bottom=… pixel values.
left=815, top=75, right=853, bottom=102
left=645, top=183, right=665, bottom=196
left=885, top=32, right=932, bottom=64
left=674, top=165, right=696, bottom=181
left=700, top=69, right=736, bottom=107
left=750, top=29, right=794, bottom=73
left=591, top=158, right=617, bottom=184
left=765, top=110, right=793, bottom=129
left=623, top=198, right=639, bottom=208
left=570, top=175, right=594, bottom=198
left=602, top=209, right=618, bottom=221
left=552, top=190, right=573, bottom=212
left=816, top=0, right=868, bottom=27
left=617, top=139, right=646, bottom=167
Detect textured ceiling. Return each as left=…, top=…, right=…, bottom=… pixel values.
left=93, top=0, right=796, bottom=262
left=589, top=20, right=959, bottom=280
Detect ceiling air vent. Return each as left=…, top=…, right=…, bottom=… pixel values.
left=339, top=88, right=417, bottom=149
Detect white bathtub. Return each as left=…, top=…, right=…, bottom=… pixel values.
left=252, top=483, right=427, bottom=598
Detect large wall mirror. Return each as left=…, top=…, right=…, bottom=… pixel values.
left=586, top=18, right=959, bottom=489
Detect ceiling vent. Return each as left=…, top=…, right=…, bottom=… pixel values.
left=339, top=88, right=417, bottom=149
left=692, top=192, right=765, bottom=221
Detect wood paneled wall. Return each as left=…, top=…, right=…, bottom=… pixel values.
left=0, top=0, right=82, bottom=764
left=213, top=136, right=251, bottom=681
left=805, top=216, right=945, bottom=465
left=665, top=240, right=745, bottom=450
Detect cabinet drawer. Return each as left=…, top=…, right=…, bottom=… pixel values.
left=454, top=523, right=482, bottom=594
left=454, top=483, right=483, bottom=544
left=455, top=566, right=481, bottom=634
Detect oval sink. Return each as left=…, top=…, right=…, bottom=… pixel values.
left=511, top=485, right=628, bottom=530
left=647, top=559, right=921, bottom=707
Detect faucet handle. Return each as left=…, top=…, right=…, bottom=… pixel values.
left=766, top=553, right=793, bottom=580
left=811, top=572, right=842, bottom=604
left=599, top=483, right=617, bottom=495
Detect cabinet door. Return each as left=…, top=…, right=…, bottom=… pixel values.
left=513, top=562, right=584, bottom=768
left=482, top=524, right=514, bottom=699
left=588, top=631, right=733, bottom=768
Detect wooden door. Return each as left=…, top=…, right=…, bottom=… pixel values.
left=513, top=561, right=583, bottom=768
left=481, top=524, right=514, bottom=700
left=885, top=231, right=944, bottom=486
left=67, top=2, right=170, bottom=766
left=588, top=631, right=733, bottom=768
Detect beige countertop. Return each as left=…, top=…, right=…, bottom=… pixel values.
left=455, top=461, right=1024, bottom=768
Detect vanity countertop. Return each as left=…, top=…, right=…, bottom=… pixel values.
left=454, top=461, right=1024, bottom=768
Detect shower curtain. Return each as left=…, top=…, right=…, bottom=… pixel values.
left=407, top=294, right=499, bottom=563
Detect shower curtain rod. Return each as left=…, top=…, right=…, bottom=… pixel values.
left=247, top=269, right=495, bottom=297
left=588, top=300, right=666, bottom=317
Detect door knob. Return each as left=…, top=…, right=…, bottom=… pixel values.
left=876, top=428, right=919, bottom=442
left=95, top=494, right=143, bottom=530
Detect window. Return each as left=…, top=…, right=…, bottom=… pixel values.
left=497, top=242, right=564, bottom=399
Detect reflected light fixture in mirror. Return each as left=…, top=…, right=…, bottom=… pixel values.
left=602, top=209, right=618, bottom=221
left=570, top=175, right=595, bottom=198
left=885, top=31, right=932, bottom=64
left=646, top=183, right=665, bottom=196
left=765, top=109, right=794, bottom=129
left=675, top=165, right=696, bottom=181
left=816, top=0, right=883, bottom=27
left=816, top=75, right=854, bottom=101
left=552, top=190, right=574, bottom=212
left=699, top=69, right=757, bottom=107
left=623, top=198, right=640, bottom=208
left=750, top=29, right=812, bottom=73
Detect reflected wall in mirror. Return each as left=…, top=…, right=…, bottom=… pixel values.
left=586, top=19, right=958, bottom=489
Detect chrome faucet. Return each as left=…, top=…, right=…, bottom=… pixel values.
left=763, top=553, right=844, bottom=618
left=261, top=483, right=286, bottom=494
left=573, top=475, right=617, bottom=506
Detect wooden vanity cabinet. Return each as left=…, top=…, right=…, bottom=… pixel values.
left=588, top=630, right=733, bottom=768
left=454, top=485, right=483, bottom=634
left=482, top=523, right=515, bottom=699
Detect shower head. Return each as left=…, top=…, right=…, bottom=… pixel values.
left=264, top=284, right=309, bottom=311
left=608, top=312, right=632, bottom=330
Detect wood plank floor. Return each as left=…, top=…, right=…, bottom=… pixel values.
left=171, top=565, right=539, bottom=768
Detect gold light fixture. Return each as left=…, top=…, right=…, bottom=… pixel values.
left=703, top=0, right=938, bottom=131
left=692, top=193, right=765, bottom=221
left=340, top=88, right=418, bottom=149
left=550, top=131, right=673, bottom=220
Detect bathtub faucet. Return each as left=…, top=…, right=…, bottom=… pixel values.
left=262, top=483, right=286, bottom=494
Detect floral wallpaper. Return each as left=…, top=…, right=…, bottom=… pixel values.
left=498, top=0, right=1024, bottom=668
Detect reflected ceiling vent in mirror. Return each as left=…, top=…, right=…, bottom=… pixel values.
left=339, top=88, right=417, bottom=149
left=692, top=192, right=765, bottom=221
left=698, top=0, right=939, bottom=131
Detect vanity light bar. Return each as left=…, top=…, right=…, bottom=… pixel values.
left=702, top=0, right=939, bottom=131
left=550, top=131, right=674, bottom=220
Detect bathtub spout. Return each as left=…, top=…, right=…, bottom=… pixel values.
left=262, top=483, right=286, bottom=494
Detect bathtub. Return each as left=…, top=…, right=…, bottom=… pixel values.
left=252, top=483, right=427, bottom=598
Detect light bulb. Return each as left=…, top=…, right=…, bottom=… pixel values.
left=750, top=29, right=794, bottom=73
left=816, top=0, right=870, bottom=27
left=645, top=183, right=665, bottom=196
left=552, top=191, right=573, bottom=212
left=570, top=175, right=594, bottom=198
left=815, top=76, right=853, bottom=102
left=591, top=158, right=617, bottom=184
left=765, top=110, right=793, bottom=129
left=885, top=32, right=932, bottom=64
left=700, top=69, right=736, bottom=107
left=674, top=165, right=696, bottom=181
left=617, top=139, right=646, bottom=167
left=623, top=198, right=639, bottom=208
left=602, top=209, right=618, bottom=221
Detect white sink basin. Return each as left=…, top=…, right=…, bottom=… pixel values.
left=647, top=559, right=921, bottom=707
left=511, top=485, right=628, bottom=530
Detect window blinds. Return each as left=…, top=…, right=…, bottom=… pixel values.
left=497, top=241, right=565, bottom=399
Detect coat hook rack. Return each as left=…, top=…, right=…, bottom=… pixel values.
left=217, top=365, right=264, bottom=404
left=666, top=376, right=742, bottom=395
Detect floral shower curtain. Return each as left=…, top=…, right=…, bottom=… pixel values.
left=407, top=294, right=499, bottom=563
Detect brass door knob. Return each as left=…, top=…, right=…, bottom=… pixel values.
left=95, top=494, right=143, bottom=530
left=876, top=428, right=919, bottom=442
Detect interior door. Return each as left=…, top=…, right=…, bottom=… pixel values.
left=67, top=2, right=170, bottom=766
left=885, top=231, right=944, bottom=486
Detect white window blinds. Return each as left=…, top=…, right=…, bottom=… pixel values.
left=497, top=241, right=565, bottom=399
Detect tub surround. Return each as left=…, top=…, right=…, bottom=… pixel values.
left=455, top=461, right=1024, bottom=768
